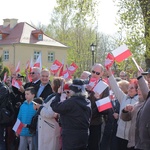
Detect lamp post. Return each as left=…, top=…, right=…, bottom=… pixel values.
left=90, top=43, right=96, bottom=66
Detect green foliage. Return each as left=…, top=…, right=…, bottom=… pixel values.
left=0, top=66, right=10, bottom=80
left=114, top=0, right=150, bottom=70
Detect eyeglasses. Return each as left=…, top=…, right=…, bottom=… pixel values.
left=92, top=70, right=100, bottom=75
left=30, top=72, right=35, bottom=75
left=64, top=91, right=70, bottom=94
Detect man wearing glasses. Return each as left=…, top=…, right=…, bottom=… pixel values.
left=86, top=63, right=109, bottom=150
left=24, top=67, right=41, bottom=89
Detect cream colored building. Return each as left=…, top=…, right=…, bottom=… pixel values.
left=0, top=18, right=67, bottom=72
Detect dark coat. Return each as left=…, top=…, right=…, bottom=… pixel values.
left=88, top=85, right=109, bottom=125
left=51, top=93, right=92, bottom=150
left=0, top=82, right=9, bottom=106
left=135, top=76, right=150, bottom=150
left=34, top=82, right=53, bottom=100
left=24, top=80, right=41, bottom=89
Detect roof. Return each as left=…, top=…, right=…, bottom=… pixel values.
left=0, top=22, right=67, bottom=48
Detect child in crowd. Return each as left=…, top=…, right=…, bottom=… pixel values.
left=16, top=87, right=36, bottom=150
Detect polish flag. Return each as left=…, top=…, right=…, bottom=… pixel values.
left=34, top=54, right=42, bottom=69
left=13, top=119, right=24, bottom=135
left=12, top=79, right=22, bottom=89
left=89, top=78, right=98, bottom=89
left=105, top=53, right=114, bottom=70
left=15, top=61, right=20, bottom=73
left=112, top=45, right=132, bottom=62
left=96, top=96, right=112, bottom=112
left=93, top=80, right=108, bottom=95
left=25, top=60, right=30, bottom=70
left=3, top=72, right=7, bottom=82
left=62, top=70, right=72, bottom=79
left=68, top=62, right=78, bottom=75
left=50, top=60, right=62, bottom=74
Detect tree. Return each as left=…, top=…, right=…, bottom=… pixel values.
left=115, top=0, right=149, bottom=69
left=45, top=0, right=98, bottom=77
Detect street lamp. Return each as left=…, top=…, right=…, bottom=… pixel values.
left=90, top=43, right=96, bottom=66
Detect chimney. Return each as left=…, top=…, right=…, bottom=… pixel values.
left=3, top=19, right=10, bottom=27
left=3, top=18, right=18, bottom=28
left=10, top=19, right=18, bottom=29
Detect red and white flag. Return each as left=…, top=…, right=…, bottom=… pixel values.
left=112, top=44, right=132, bottom=62
left=50, top=60, right=62, bottom=74
left=89, top=78, right=98, bottom=89
left=25, top=60, right=30, bottom=70
left=105, top=53, right=114, bottom=70
left=13, top=119, right=24, bottom=135
left=62, top=70, right=72, bottom=79
left=15, top=61, right=20, bottom=73
left=12, top=79, right=22, bottom=89
left=96, top=96, right=112, bottom=112
left=34, top=53, right=42, bottom=69
left=93, top=80, right=108, bottom=95
left=3, top=72, right=7, bottom=82
left=68, top=62, right=78, bottom=75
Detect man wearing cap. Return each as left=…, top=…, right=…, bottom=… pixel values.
left=51, top=79, right=92, bottom=150
left=86, top=63, right=109, bottom=150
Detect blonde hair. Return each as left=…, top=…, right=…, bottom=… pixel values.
left=118, top=80, right=129, bottom=94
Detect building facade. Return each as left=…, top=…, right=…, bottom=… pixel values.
left=0, top=18, right=67, bottom=72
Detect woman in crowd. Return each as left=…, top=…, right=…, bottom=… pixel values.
left=51, top=79, right=92, bottom=150
left=107, top=68, right=139, bottom=150
left=33, top=77, right=64, bottom=150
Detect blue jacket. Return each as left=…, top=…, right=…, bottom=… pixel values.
left=18, top=100, right=36, bottom=136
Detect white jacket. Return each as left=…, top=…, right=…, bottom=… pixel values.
left=109, top=75, right=138, bottom=140
left=38, top=96, right=61, bottom=150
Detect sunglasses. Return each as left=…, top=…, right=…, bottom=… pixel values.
left=64, top=91, right=70, bottom=94
left=30, top=72, right=36, bottom=75
left=92, top=70, right=100, bottom=75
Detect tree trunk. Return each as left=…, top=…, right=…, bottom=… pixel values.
left=139, top=0, right=150, bottom=69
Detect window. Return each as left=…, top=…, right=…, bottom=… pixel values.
left=48, top=52, right=55, bottom=62
left=0, top=34, right=2, bottom=40
left=34, top=51, right=40, bottom=61
left=38, top=34, right=43, bottom=41
left=3, top=50, right=9, bottom=61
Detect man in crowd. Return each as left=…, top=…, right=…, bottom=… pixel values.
left=86, top=63, right=109, bottom=150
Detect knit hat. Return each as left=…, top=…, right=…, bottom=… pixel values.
left=69, top=79, right=85, bottom=93
left=32, top=97, right=43, bottom=105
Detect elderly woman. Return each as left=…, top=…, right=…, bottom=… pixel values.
left=51, top=79, right=92, bottom=150
left=34, top=77, right=64, bottom=150
left=107, top=68, right=139, bottom=150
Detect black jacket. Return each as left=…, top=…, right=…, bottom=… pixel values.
left=34, top=82, right=53, bottom=100
left=51, top=93, right=92, bottom=150
left=0, top=82, right=9, bottom=106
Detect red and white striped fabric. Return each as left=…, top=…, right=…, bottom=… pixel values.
left=33, top=53, right=42, bottom=69
left=15, top=61, right=20, bottom=73
left=12, top=79, right=22, bottom=89
left=13, top=119, right=24, bottom=134
left=96, top=96, right=112, bottom=112
left=50, top=60, right=62, bottom=74
left=112, top=44, right=132, bottom=62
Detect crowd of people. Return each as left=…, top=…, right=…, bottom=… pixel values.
left=0, top=63, right=150, bottom=150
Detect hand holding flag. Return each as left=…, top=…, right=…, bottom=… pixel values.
left=13, top=119, right=25, bottom=135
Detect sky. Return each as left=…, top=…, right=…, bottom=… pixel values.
left=0, top=0, right=118, bottom=34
